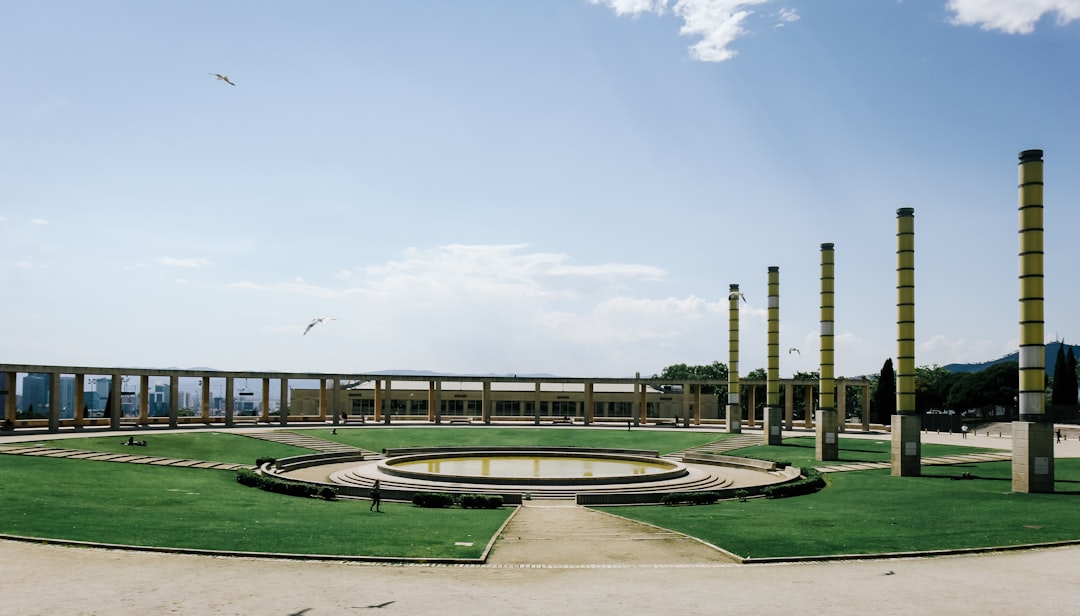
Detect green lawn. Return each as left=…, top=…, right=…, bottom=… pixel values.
left=605, top=458, right=1080, bottom=559
left=14, top=432, right=313, bottom=465
left=310, top=426, right=727, bottom=455
left=731, top=435, right=999, bottom=467
left=4, top=427, right=1078, bottom=560
left=0, top=456, right=508, bottom=559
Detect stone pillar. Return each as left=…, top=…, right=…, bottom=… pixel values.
left=169, top=375, right=179, bottom=428
left=331, top=379, right=340, bottom=425
left=383, top=380, right=393, bottom=424
left=682, top=382, right=691, bottom=426
left=862, top=383, right=871, bottom=431
left=584, top=381, right=594, bottom=426
left=534, top=382, right=542, bottom=425
left=892, top=207, right=921, bottom=476
left=109, top=373, right=122, bottom=430
left=482, top=381, right=491, bottom=424
left=429, top=381, right=440, bottom=423
left=279, top=378, right=289, bottom=425
left=727, top=283, right=742, bottom=433
left=816, top=408, right=839, bottom=461
left=837, top=385, right=847, bottom=434
left=318, top=379, right=327, bottom=422
left=784, top=383, right=793, bottom=430
left=374, top=380, right=383, bottom=422
left=201, top=378, right=211, bottom=423
left=747, top=386, right=756, bottom=428
left=639, top=379, right=648, bottom=425
left=48, top=372, right=60, bottom=433
left=803, top=384, right=814, bottom=429
left=3, top=371, right=16, bottom=428
left=139, top=375, right=150, bottom=426
left=225, top=377, right=235, bottom=427
left=764, top=266, right=783, bottom=445
left=693, top=384, right=701, bottom=426
left=1014, top=148, right=1054, bottom=493
left=817, top=242, right=839, bottom=459
left=74, top=373, right=85, bottom=430
left=261, top=378, right=271, bottom=423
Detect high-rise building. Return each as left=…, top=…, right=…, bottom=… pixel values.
left=22, top=373, right=49, bottom=415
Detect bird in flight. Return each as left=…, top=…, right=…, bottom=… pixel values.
left=788, top=347, right=800, bottom=355
left=728, top=291, right=747, bottom=303
left=303, top=317, right=336, bottom=335
left=209, top=73, right=235, bottom=86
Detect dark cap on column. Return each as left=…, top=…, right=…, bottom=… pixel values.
left=1019, top=149, right=1043, bottom=163
left=729, top=283, right=739, bottom=291
left=768, top=266, right=779, bottom=272
left=821, top=243, right=834, bottom=250
left=897, top=207, right=914, bottom=217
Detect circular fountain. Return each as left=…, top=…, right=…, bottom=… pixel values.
left=377, top=450, right=687, bottom=485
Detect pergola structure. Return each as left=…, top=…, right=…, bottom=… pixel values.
left=0, top=364, right=873, bottom=432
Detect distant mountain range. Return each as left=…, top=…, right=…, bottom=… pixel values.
left=943, top=341, right=1080, bottom=378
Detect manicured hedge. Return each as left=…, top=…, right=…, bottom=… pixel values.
left=761, top=469, right=826, bottom=499
left=660, top=491, right=721, bottom=506
left=459, top=494, right=504, bottom=509
left=236, top=469, right=338, bottom=500
left=412, top=492, right=455, bottom=508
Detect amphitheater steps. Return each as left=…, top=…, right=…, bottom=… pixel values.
left=243, top=431, right=381, bottom=458
left=664, top=434, right=762, bottom=460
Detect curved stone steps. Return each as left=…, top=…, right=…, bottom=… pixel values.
left=242, top=431, right=380, bottom=457
left=327, top=464, right=734, bottom=500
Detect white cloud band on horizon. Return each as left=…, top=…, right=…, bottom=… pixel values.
left=947, top=0, right=1080, bottom=34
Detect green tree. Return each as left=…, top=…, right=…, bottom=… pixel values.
left=914, top=364, right=954, bottom=414
left=872, top=359, right=896, bottom=424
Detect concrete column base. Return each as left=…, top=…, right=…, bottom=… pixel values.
left=815, top=409, right=839, bottom=461
left=1012, top=421, right=1055, bottom=493
left=891, top=414, right=922, bottom=476
left=726, top=404, right=741, bottom=433
left=763, top=407, right=783, bottom=445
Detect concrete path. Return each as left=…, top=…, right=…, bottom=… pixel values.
left=486, top=498, right=736, bottom=566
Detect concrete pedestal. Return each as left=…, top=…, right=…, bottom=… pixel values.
left=1012, top=421, right=1055, bottom=493
left=815, top=409, right=839, bottom=461
left=763, top=407, right=783, bottom=445
left=891, top=414, right=922, bottom=476
left=726, top=404, right=741, bottom=433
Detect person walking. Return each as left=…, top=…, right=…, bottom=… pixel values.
left=369, top=479, right=382, bottom=512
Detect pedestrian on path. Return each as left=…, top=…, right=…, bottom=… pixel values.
left=961, top=424, right=969, bottom=439
left=370, top=479, right=382, bottom=512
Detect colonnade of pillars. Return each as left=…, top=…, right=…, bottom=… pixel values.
left=3, top=370, right=871, bottom=433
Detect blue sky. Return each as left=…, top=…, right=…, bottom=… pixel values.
left=3, top=0, right=1079, bottom=378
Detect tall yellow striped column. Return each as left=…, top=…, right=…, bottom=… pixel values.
left=1014, top=149, right=1054, bottom=493
left=892, top=208, right=921, bottom=476
left=816, top=243, right=839, bottom=460
left=764, top=267, right=782, bottom=444
left=727, top=283, right=742, bottom=433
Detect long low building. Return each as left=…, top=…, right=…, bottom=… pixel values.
left=0, top=364, right=873, bottom=431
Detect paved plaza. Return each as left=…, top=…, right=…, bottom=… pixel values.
left=2, top=424, right=1079, bottom=614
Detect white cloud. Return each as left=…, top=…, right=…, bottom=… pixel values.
left=946, top=0, right=1080, bottom=34
left=32, top=218, right=48, bottom=225
left=155, top=257, right=210, bottom=268
left=591, top=0, right=769, bottom=62
left=775, top=7, right=799, bottom=27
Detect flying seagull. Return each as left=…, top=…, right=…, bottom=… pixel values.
left=728, top=291, right=747, bottom=303
left=355, top=601, right=396, bottom=609
left=788, top=347, right=800, bottom=355
left=209, top=73, right=235, bottom=86
left=303, top=317, right=336, bottom=335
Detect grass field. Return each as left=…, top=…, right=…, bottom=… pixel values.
left=0, top=455, right=508, bottom=558
left=729, top=435, right=997, bottom=467
left=3, top=427, right=1078, bottom=560
left=606, top=458, right=1080, bottom=559
left=31, top=431, right=314, bottom=464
